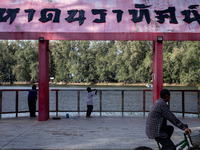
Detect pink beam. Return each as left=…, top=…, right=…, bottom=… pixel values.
left=38, top=39, right=49, bottom=121
left=0, top=32, right=200, bottom=41
left=153, top=41, right=163, bottom=103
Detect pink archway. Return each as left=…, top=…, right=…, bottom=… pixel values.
left=1, top=0, right=200, bottom=121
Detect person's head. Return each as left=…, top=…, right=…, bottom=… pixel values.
left=87, top=87, right=91, bottom=92
left=32, top=85, right=36, bottom=90
left=160, top=89, right=170, bottom=102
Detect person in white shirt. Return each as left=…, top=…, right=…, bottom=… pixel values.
left=86, top=87, right=97, bottom=118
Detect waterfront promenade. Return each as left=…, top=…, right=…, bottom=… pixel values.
left=0, top=116, right=199, bottom=150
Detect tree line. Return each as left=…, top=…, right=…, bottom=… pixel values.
left=0, top=40, right=199, bottom=85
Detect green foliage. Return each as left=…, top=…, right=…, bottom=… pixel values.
left=51, top=41, right=73, bottom=82
left=0, top=41, right=18, bottom=83
left=0, top=40, right=199, bottom=85
left=163, top=41, right=200, bottom=85
left=12, top=41, right=38, bottom=82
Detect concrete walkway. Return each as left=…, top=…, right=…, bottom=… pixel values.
left=0, top=116, right=199, bottom=150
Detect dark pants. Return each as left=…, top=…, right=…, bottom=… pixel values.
left=28, top=100, right=36, bottom=117
left=155, top=125, right=176, bottom=150
left=86, top=105, right=93, bottom=117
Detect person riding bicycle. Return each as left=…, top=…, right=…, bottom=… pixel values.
left=146, top=89, right=191, bottom=150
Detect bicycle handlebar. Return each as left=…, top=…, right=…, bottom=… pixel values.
left=185, top=131, right=190, bottom=135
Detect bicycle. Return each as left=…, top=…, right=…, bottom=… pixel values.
left=134, top=130, right=200, bottom=150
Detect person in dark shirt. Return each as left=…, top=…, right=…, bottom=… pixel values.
left=28, top=85, right=38, bottom=117
left=146, top=89, right=191, bottom=150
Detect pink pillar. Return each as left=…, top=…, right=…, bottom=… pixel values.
left=38, top=39, right=49, bottom=121
left=153, top=40, right=163, bottom=103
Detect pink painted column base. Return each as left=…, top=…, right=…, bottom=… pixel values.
left=38, top=40, right=49, bottom=121
left=153, top=41, right=163, bottom=103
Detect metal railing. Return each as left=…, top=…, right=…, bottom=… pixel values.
left=0, top=89, right=199, bottom=118
left=50, top=89, right=152, bottom=117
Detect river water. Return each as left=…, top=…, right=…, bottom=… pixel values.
left=0, top=85, right=199, bottom=118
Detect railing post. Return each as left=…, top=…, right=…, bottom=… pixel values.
left=77, top=91, right=80, bottom=115
left=56, top=90, right=58, bottom=117
left=198, top=90, right=200, bottom=118
left=16, top=90, right=18, bottom=117
left=143, top=90, right=146, bottom=116
left=100, top=91, right=102, bottom=116
left=0, top=90, right=2, bottom=119
left=182, top=91, right=185, bottom=118
left=168, top=91, right=170, bottom=108
left=122, top=90, right=124, bottom=117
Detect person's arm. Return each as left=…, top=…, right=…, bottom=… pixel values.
left=35, top=90, right=38, bottom=101
left=161, top=103, right=189, bottom=131
left=92, top=89, right=98, bottom=95
left=95, top=89, right=98, bottom=95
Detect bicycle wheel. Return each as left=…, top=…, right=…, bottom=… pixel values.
left=134, top=146, right=153, bottom=150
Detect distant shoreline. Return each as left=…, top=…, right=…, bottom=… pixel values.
left=0, top=82, right=199, bottom=89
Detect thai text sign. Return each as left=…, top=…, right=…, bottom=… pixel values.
left=0, top=0, right=200, bottom=33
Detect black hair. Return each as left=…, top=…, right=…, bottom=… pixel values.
left=160, top=89, right=170, bottom=99
left=32, top=85, right=36, bottom=90
left=87, top=87, right=91, bottom=91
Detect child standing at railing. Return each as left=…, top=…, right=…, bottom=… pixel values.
left=86, top=87, right=97, bottom=118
